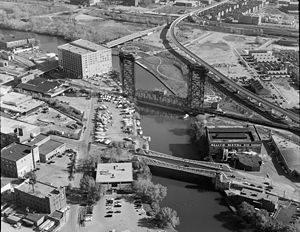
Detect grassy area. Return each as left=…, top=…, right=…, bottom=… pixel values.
left=0, top=1, right=147, bottom=43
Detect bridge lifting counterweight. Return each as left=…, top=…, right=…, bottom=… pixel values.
left=187, top=64, right=209, bottom=114
left=119, top=52, right=136, bottom=102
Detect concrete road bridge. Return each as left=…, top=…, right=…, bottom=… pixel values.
left=105, top=25, right=166, bottom=48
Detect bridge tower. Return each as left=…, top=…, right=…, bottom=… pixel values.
left=187, top=64, right=209, bottom=113
left=120, top=52, right=136, bottom=101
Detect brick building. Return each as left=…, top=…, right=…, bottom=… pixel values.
left=206, top=125, right=262, bottom=156
left=14, top=180, right=67, bottom=214
left=1, top=143, right=39, bottom=178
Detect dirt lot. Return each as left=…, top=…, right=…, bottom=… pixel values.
left=187, top=32, right=266, bottom=81
left=18, top=107, right=81, bottom=136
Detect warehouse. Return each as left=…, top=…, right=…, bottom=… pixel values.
left=206, top=125, right=262, bottom=157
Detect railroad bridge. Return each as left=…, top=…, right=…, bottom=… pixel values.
left=119, top=53, right=209, bottom=114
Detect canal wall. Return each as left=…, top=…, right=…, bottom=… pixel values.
left=148, top=165, right=215, bottom=190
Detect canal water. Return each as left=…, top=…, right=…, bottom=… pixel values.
left=0, top=28, right=243, bottom=232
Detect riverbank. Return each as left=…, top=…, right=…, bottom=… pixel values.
left=0, top=1, right=148, bottom=44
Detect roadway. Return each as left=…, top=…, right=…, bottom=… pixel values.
left=168, top=1, right=300, bottom=124
left=105, top=24, right=166, bottom=48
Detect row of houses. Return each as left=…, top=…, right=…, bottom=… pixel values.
left=199, top=0, right=269, bottom=25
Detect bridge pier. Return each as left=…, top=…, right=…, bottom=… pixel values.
left=213, top=172, right=231, bottom=190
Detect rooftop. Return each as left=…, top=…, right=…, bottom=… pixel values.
left=1, top=116, right=40, bottom=135
left=237, top=153, right=262, bottom=167
left=25, top=213, right=47, bottom=223
left=0, top=92, right=44, bottom=114
left=96, top=162, right=133, bottom=183
left=0, top=35, right=34, bottom=43
left=16, top=77, right=63, bottom=94
left=1, top=176, right=18, bottom=189
left=15, top=180, right=63, bottom=199
left=1, top=143, right=32, bottom=162
left=58, top=39, right=109, bottom=55
left=272, top=134, right=300, bottom=173
left=207, top=126, right=260, bottom=143
left=26, top=134, right=48, bottom=146
left=39, top=139, right=64, bottom=155
left=240, top=188, right=278, bottom=202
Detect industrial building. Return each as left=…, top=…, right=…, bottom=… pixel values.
left=96, top=162, right=133, bottom=190
left=0, top=36, right=36, bottom=52
left=175, top=0, right=199, bottom=7
left=0, top=92, right=44, bottom=115
left=0, top=116, right=40, bottom=143
left=16, top=77, right=67, bottom=98
left=14, top=180, right=67, bottom=214
left=26, top=134, right=66, bottom=163
left=206, top=125, right=262, bottom=157
left=58, top=39, right=112, bottom=79
left=70, top=0, right=102, bottom=6
left=0, top=143, right=39, bottom=178
left=271, top=134, right=300, bottom=179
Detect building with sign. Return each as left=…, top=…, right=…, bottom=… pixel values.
left=206, top=125, right=262, bottom=157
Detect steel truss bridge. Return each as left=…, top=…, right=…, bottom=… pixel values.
left=117, top=0, right=299, bottom=125
left=120, top=52, right=208, bottom=114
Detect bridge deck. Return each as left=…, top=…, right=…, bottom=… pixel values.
left=105, top=25, right=165, bottom=48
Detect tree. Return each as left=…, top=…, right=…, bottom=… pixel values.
left=237, top=202, right=297, bottom=232
left=0, top=132, right=19, bottom=149
left=133, top=179, right=167, bottom=204
left=24, top=171, right=37, bottom=193
left=154, top=207, right=180, bottom=229
left=79, top=175, right=100, bottom=204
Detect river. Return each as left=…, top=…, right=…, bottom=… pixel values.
left=0, top=29, right=242, bottom=232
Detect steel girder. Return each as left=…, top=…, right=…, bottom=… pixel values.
left=187, top=64, right=209, bottom=113
left=120, top=53, right=135, bottom=101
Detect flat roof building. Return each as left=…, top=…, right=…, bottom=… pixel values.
left=1, top=143, right=39, bottom=178
left=14, top=180, right=67, bottom=214
left=271, top=134, right=300, bottom=179
left=206, top=125, right=262, bottom=156
left=58, top=39, right=112, bottom=79
left=96, top=162, right=133, bottom=190
left=1, top=116, right=40, bottom=143
left=26, top=134, right=66, bottom=163
left=16, top=77, right=66, bottom=98
left=0, top=35, right=36, bottom=51
left=0, top=92, right=44, bottom=115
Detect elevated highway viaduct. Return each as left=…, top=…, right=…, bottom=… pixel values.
left=168, top=1, right=300, bottom=124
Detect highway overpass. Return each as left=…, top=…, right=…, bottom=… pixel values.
left=105, top=25, right=166, bottom=48
left=168, top=1, right=300, bottom=124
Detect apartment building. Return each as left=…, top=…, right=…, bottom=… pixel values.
left=58, top=39, right=112, bottom=79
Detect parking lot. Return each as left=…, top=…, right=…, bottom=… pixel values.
left=91, top=93, right=147, bottom=150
